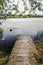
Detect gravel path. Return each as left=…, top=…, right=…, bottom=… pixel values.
left=7, top=35, right=38, bottom=65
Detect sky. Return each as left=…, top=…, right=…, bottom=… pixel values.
left=8, top=0, right=43, bottom=15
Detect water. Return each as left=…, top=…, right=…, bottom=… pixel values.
left=0, top=30, right=18, bottom=51
left=0, top=18, right=43, bottom=40
left=2, top=18, right=43, bottom=35
left=0, top=18, right=43, bottom=51
left=0, top=18, right=43, bottom=38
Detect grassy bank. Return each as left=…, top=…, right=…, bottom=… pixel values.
left=0, top=51, right=10, bottom=65
left=0, top=28, right=10, bottom=65
left=33, top=31, right=43, bottom=64
left=0, top=14, right=43, bottom=19
left=6, top=14, right=43, bottom=18
left=0, top=28, right=3, bottom=34
left=34, top=41, right=43, bottom=64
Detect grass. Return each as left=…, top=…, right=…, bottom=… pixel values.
left=0, top=51, right=10, bottom=65
left=33, top=31, right=43, bottom=65
left=34, top=41, right=43, bottom=64
left=35, top=42, right=43, bottom=49
left=0, top=28, right=3, bottom=34
left=6, top=14, right=43, bottom=18
left=0, top=28, right=3, bottom=39
left=0, top=14, right=43, bottom=19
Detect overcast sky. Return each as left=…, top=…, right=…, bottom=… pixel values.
left=8, top=0, right=43, bottom=15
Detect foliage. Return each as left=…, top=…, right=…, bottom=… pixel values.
left=0, top=28, right=3, bottom=34
left=34, top=42, right=43, bottom=64
left=33, top=31, right=43, bottom=43
left=0, top=51, right=10, bottom=65
left=0, top=0, right=43, bottom=18
left=33, top=31, right=43, bottom=64
left=12, top=0, right=43, bottom=16
left=3, top=14, right=43, bottom=18
left=29, top=0, right=42, bottom=13
left=0, top=0, right=10, bottom=19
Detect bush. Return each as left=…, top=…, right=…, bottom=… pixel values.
left=0, top=28, right=3, bottom=34
left=33, top=31, right=43, bottom=43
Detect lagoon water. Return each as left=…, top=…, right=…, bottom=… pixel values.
left=0, top=18, right=43, bottom=51
left=0, top=18, right=43, bottom=39
left=0, top=18, right=43, bottom=38
left=2, top=18, right=43, bottom=34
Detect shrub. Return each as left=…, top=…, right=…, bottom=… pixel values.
left=33, top=31, right=43, bottom=42
left=0, top=28, right=3, bottom=34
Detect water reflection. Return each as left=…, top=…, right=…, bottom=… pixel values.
left=0, top=30, right=18, bottom=52
left=0, top=34, right=3, bottom=39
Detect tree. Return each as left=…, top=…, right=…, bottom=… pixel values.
left=29, top=0, right=43, bottom=14
left=0, top=0, right=43, bottom=18
left=12, top=0, right=43, bottom=15
left=0, top=0, right=11, bottom=18
left=12, top=0, right=20, bottom=16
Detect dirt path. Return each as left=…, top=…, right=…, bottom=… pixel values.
left=7, top=35, right=38, bottom=65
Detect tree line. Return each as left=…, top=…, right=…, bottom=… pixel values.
left=0, top=0, right=43, bottom=18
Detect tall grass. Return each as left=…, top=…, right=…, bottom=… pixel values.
left=0, top=28, right=3, bottom=34
left=33, top=31, right=43, bottom=43
left=33, top=31, right=43, bottom=64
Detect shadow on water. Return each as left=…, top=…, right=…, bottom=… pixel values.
left=0, top=34, right=3, bottom=39
left=0, top=31, right=19, bottom=53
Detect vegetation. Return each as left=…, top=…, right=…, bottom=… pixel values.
left=34, top=43, right=43, bottom=64
left=0, top=14, right=43, bottom=19
left=34, top=31, right=43, bottom=43
left=0, top=28, right=3, bottom=34
left=0, top=51, right=10, bottom=65
left=33, top=31, right=43, bottom=64
left=6, top=14, right=43, bottom=18
left=0, top=0, right=43, bottom=19
left=0, top=28, right=3, bottom=39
